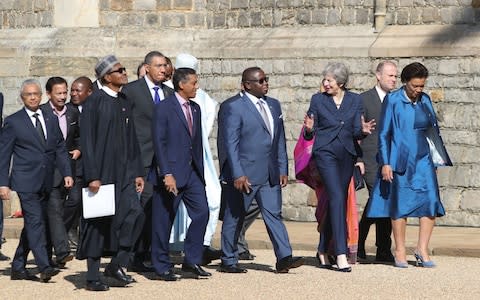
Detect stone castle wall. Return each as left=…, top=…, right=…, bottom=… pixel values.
left=2, top=1, right=479, bottom=29
left=1, top=1, right=480, bottom=226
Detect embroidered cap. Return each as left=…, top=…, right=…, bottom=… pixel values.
left=95, top=55, right=120, bottom=79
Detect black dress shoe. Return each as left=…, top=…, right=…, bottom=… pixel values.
left=104, top=264, right=133, bottom=285
left=11, top=269, right=39, bottom=281
left=336, top=266, right=352, bottom=272
left=56, top=253, right=74, bottom=268
left=218, top=263, right=247, bottom=273
left=204, top=246, right=222, bottom=260
left=155, top=269, right=181, bottom=281
left=0, top=251, right=10, bottom=261
left=40, top=267, right=60, bottom=283
left=357, top=248, right=367, bottom=260
left=86, top=280, right=109, bottom=291
left=375, top=251, right=395, bottom=263
left=276, top=256, right=305, bottom=273
left=128, top=261, right=155, bottom=273
left=238, top=251, right=256, bottom=261
left=182, top=263, right=212, bottom=278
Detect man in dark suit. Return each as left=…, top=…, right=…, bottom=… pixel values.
left=0, top=79, right=73, bottom=282
left=41, top=77, right=80, bottom=268
left=357, top=61, right=398, bottom=262
left=217, top=67, right=304, bottom=274
left=150, top=67, right=210, bottom=281
left=64, top=76, right=93, bottom=249
left=0, top=91, right=9, bottom=261
left=122, top=51, right=174, bottom=272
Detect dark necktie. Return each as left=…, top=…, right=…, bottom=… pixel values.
left=257, top=99, right=272, bottom=137
left=33, top=113, right=46, bottom=144
left=153, top=86, right=161, bottom=104
left=183, top=102, right=193, bottom=136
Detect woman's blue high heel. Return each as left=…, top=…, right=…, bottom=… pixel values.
left=414, top=252, right=436, bottom=268
left=394, top=259, right=408, bottom=268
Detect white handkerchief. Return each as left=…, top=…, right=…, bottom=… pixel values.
left=82, top=184, right=116, bottom=219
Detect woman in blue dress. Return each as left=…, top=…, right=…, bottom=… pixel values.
left=366, top=62, right=452, bottom=268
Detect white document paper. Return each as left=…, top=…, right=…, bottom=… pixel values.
left=82, top=184, right=116, bottom=219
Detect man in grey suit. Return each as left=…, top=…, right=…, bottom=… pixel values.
left=357, top=61, right=397, bottom=262
left=217, top=67, right=304, bottom=273
left=122, top=51, right=174, bottom=272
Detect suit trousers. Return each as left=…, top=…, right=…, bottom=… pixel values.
left=48, top=185, right=71, bottom=259
left=237, top=198, right=260, bottom=254
left=358, top=157, right=392, bottom=253
left=313, top=138, right=354, bottom=256
left=132, top=170, right=153, bottom=263
left=151, top=168, right=209, bottom=273
left=221, top=182, right=292, bottom=266
left=12, top=192, right=51, bottom=272
left=64, top=176, right=83, bottom=234
left=220, top=183, right=261, bottom=254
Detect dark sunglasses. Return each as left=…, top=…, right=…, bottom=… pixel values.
left=108, top=67, right=126, bottom=74
left=246, top=77, right=269, bottom=84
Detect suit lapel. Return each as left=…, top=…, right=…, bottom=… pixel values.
left=338, top=92, right=353, bottom=114
left=371, top=88, right=382, bottom=105
left=141, top=79, right=155, bottom=108
left=21, top=109, right=46, bottom=149
left=172, top=96, right=191, bottom=136
left=66, top=108, right=73, bottom=137
left=264, top=97, right=277, bottom=136
left=241, top=93, right=271, bottom=135
left=190, top=100, right=199, bottom=137
left=323, top=94, right=339, bottom=116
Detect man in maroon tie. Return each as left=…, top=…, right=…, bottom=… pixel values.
left=149, top=68, right=210, bottom=281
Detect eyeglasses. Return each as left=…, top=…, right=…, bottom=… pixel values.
left=108, top=67, right=127, bottom=74
left=245, top=77, right=269, bottom=84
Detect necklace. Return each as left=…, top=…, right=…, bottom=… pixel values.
left=333, top=91, right=344, bottom=108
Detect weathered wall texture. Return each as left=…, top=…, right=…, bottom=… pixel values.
left=1, top=1, right=480, bottom=226
left=3, top=1, right=478, bottom=29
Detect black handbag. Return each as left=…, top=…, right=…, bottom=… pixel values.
left=353, top=165, right=365, bottom=191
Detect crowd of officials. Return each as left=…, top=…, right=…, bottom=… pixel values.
left=0, top=51, right=451, bottom=291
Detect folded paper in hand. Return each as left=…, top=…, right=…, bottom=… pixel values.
left=82, top=184, right=115, bottom=219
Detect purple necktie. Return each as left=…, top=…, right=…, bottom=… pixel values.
left=183, top=102, right=193, bottom=136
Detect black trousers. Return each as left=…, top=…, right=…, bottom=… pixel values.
left=64, top=176, right=83, bottom=233
left=358, top=157, right=392, bottom=254
left=132, top=171, right=153, bottom=264
left=48, top=185, right=70, bottom=259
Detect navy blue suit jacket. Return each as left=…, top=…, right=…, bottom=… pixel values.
left=217, top=93, right=288, bottom=186
left=307, top=91, right=364, bottom=156
left=0, top=108, right=72, bottom=193
left=150, top=94, right=204, bottom=188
